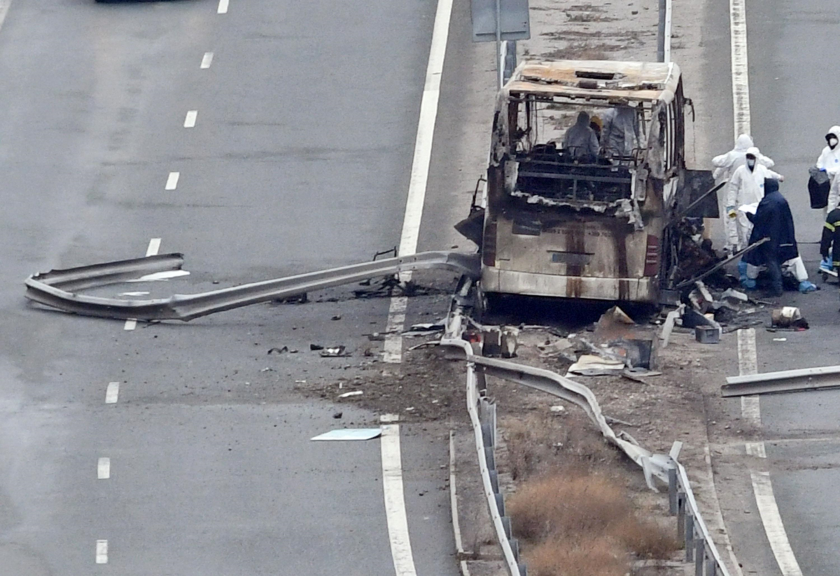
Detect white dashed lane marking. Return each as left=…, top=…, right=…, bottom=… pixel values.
left=95, top=540, right=108, bottom=564
left=184, top=110, right=198, bottom=128
left=217, top=0, right=228, bottom=14
left=201, top=52, right=214, bottom=69
left=105, top=382, right=119, bottom=404
left=98, top=458, right=111, bottom=480
left=146, top=238, right=161, bottom=257
left=165, top=172, right=180, bottom=191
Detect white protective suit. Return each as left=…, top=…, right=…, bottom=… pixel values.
left=563, top=111, right=600, bottom=161
left=601, top=106, right=640, bottom=158
left=712, top=134, right=775, bottom=182
left=714, top=135, right=775, bottom=249
left=818, top=126, right=840, bottom=212
left=726, top=147, right=784, bottom=251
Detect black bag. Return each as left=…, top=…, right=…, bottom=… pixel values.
left=808, top=166, right=830, bottom=209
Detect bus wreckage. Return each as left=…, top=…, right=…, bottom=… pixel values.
left=457, top=60, right=723, bottom=308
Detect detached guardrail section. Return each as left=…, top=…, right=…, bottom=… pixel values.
left=442, top=303, right=731, bottom=576
left=24, top=251, right=479, bottom=321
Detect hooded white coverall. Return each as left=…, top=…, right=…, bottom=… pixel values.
left=818, top=126, right=840, bottom=212
left=712, top=134, right=775, bottom=182
left=726, top=147, right=783, bottom=251
left=563, top=111, right=600, bottom=161
left=714, top=135, right=775, bottom=250
left=601, top=106, right=640, bottom=158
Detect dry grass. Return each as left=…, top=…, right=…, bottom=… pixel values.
left=508, top=472, right=679, bottom=571
left=527, top=538, right=626, bottom=576
left=503, top=414, right=618, bottom=481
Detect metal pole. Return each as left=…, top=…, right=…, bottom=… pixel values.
left=664, top=0, right=673, bottom=63
left=657, top=0, right=666, bottom=62
left=495, top=0, right=503, bottom=89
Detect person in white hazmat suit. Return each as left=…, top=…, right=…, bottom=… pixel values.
left=712, top=134, right=775, bottom=182
left=816, top=126, right=840, bottom=271
left=713, top=135, right=775, bottom=252
left=601, top=106, right=639, bottom=158
left=562, top=111, right=600, bottom=162
left=726, top=147, right=784, bottom=252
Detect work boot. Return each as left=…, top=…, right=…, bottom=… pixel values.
left=820, top=257, right=833, bottom=274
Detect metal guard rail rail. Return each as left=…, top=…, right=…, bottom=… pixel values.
left=24, top=251, right=480, bottom=322
left=441, top=312, right=731, bottom=576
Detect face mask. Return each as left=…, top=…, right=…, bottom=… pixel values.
left=830, top=137, right=838, bottom=149
left=747, top=158, right=756, bottom=169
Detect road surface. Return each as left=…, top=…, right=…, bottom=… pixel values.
left=0, top=0, right=488, bottom=574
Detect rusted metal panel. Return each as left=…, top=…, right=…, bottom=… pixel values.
left=25, top=251, right=480, bottom=322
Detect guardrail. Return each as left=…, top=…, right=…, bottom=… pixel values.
left=442, top=301, right=732, bottom=576
left=24, top=251, right=479, bottom=322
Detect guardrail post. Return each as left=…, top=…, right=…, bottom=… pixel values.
left=695, top=539, right=705, bottom=576
left=706, top=554, right=717, bottom=576
left=685, top=514, right=695, bottom=562
left=677, top=492, right=686, bottom=541
left=668, top=468, right=678, bottom=515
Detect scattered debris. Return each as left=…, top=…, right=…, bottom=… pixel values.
left=332, top=411, right=342, bottom=419
left=267, top=346, right=289, bottom=355
left=771, top=307, right=809, bottom=330
left=331, top=314, right=342, bottom=321
left=310, top=344, right=324, bottom=351
left=549, top=405, right=566, bottom=414
left=567, top=354, right=625, bottom=376
left=338, top=390, right=363, bottom=399
left=320, top=346, right=350, bottom=358
left=311, top=429, right=382, bottom=441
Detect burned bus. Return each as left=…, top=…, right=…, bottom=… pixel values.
left=469, top=60, right=715, bottom=309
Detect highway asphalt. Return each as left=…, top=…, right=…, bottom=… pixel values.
left=698, top=1, right=840, bottom=574
left=0, top=0, right=473, bottom=574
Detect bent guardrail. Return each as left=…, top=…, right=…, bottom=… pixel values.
left=442, top=303, right=732, bottom=576
left=25, top=251, right=479, bottom=322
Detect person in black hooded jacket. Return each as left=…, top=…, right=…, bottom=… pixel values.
left=743, top=179, right=817, bottom=296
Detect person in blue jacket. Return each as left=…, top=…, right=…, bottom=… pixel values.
left=741, top=179, right=818, bottom=296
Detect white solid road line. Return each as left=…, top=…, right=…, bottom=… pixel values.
left=165, top=172, right=180, bottom=191
left=731, top=0, right=801, bottom=570
left=97, top=458, right=111, bottom=480
left=146, top=238, right=161, bottom=257
left=95, top=540, right=108, bottom=564
left=217, top=0, right=228, bottom=14
left=123, top=319, right=137, bottom=331
left=729, top=0, right=751, bottom=136
left=751, top=472, right=804, bottom=576
left=738, top=327, right=802, bottom=575
left=383, top=0, right=454, bottom=364
left=201, top=52, right=214, bottom=69
left=105, top=382, right=119, bottom=404
left=184, top=110, right=198, bottom=128
left=380, top=415, right=417, bottom=576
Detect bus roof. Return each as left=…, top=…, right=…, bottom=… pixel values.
left=503, top=60, right=682, bottom=104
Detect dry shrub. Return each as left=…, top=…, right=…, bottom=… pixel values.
left=614, top=517, right=680, bottom=560
left=503, top=414, right=617, bottom=481
left=509, top=471, right=680, bottom=571
left=508, top=472, right=630, bottom=541
left=527, top=538, right=626, bottom=576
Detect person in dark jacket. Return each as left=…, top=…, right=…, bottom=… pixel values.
left=820, top=206, right=840, bottom=274
left=742, top=179, right=817, bottom=296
